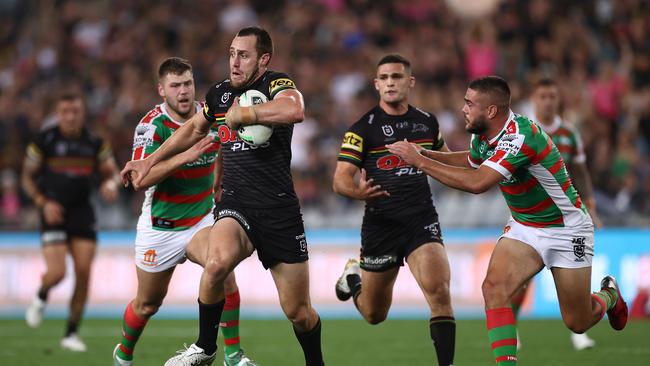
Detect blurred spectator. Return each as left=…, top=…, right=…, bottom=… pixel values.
left=0, top=0, right=648, bottom=229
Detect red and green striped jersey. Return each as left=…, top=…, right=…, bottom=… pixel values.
left=538, top=116, right=586, bottom=165
left=468, top=111, right=588, bottom=228
left=132, top=102, right=219, bottom=231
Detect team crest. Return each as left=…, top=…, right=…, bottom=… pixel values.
left=573, top=244, right=585, bottom=259
left=221, top=92, right=232, bottom=103
left=382, top=125, right=394, bottom=137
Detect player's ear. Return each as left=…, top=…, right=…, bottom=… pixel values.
left=374, top=78, right=380, bottom=92
left=487, top=104, right=498, bottom=119
left=157, top=83, right=165, bottom=98
left=259, top=53, right=271, bottom=67
left=409, top=76, right=415, bottom=88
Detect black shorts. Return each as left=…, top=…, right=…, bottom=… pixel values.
left=360, top=205, right=443, bottom=272
left=40, top=203, right=97, bottom=244
left=214, top=200, right=309, bottom=269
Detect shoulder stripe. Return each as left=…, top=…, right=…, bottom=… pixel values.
left=139, top=105, right=163, bottom=125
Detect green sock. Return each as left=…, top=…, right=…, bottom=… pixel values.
left=117, top=302, right=148, bottom=361
left=487, top=308, right=517, bottom=365
left=594, top=288, right=618, bottom=311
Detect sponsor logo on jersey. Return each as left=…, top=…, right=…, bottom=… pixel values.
left=342, top=132, right=363, bottom=152
left=396, top=121, right=409, bottom=129
left=376, top=154, right=422, bottom=176
left=218, top=209, right=250, bottom=230
left=412, top=123, right=429, bottom=133
left=368, top=114, right=375, bottom=124
left=382, top=125, right=394, bottom=137
left=495, top=133, right=524, bottom=157
left=133, top=123, right=157, bottom=149
left=269, top=78, right=295, bottom=95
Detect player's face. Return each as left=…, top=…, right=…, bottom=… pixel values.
left=229, top=35, right=268, bottom=88
left=159, top=71, right=195, bottom=118
left=56, top=99, right=84, bottom=135
left=462, top=89, right=489, bottom=134
left=374, top=63, right=414, bottom=105
left=532, top=85, right=559, bottom=122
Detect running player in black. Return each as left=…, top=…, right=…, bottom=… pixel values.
left=22, top=92, right=120, bottom=352
left=121, top=27, right=324, bottom=366
left=333, top=55, right=455, bottom=366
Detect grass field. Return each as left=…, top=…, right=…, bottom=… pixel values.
left=1, top=318, right=648, bottom=365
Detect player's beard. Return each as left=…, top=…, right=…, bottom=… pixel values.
left=465, top=114, right=489, bottom=134
left=168, top=99, right=194, bottom=120
left=232, top=64, right=260, bottom=89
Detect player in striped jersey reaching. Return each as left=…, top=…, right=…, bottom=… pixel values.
left=387, top=76, right=628, bottom=366
left=510, top=78, right=601, bottom=351
left=113, top=58, right=257, bottom=366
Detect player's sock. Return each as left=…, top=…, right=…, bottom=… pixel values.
left=37, top=287, right=49, bottom=302
left=116, top=301, right=148, bottom=361
left=429, top=316, right=456, bottom=366
left=293, top=316, right=324, bottom=366
left=510, top=291, right=526, bottom=319
left=592, top=287, right=619, bottom=317
left=347, top=273, right=362, bottom=305
left=486, top=307, right=517, bottom=365
left=195, top=299, right=225, bottom=356
left=65, top=319, right=79, bottom=337
left=221, top=290, right=241, bottom=356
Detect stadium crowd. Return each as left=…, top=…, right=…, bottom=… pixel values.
left=0, top=0, right=648, bottom=229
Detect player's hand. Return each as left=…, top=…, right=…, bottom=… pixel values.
left=357, top=168, right=389, bottom=200
left=120, top=158, right=153, bottom=191
left=181, top=136, right=216, bottom=164
left=42, top=199, right=65, bottom=225
left=225, top=97, right=257, bottom=130
left=386, top=139, right=423, bottom=167
left=99, top=179, right=119, bottom=203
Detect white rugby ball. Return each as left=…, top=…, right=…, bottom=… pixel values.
left=237, top=89, right=273, bottom=147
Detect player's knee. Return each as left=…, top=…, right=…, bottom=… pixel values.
left=134, top=300, right=161, bottom=319
left=424, top=281, right=451, bottom=305
left=204, top=258, right=229, bottom=282
left=481, top=277, right=508, bottom=304
left=284, top=303, right=311, bottom=328
left=563, top=315, right=590, bottom=334
left=363, top=308, right=389, bottom=325
left=49, top=269, right=66, bottom=285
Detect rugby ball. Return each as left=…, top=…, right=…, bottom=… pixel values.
left=237, top=89, right=273, bottom=147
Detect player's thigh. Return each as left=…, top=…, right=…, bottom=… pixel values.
left=359, top=267, right=400, bottom=313
left=186, top=226, right=211, bottom=267
left=483, top=237, right=544, bottom=302
left=42, top=242, right=68, bottom=275
left=68, top=237, right=97, bottom=275
left=135, top=266, right=175, bottom=305
left=407, top=242, right=451, bottom=306
left=206, top=217, right=255, bottom=271
left=270, top=261, right=313, bottom=312
left=551, top=266, right=593, bottom=320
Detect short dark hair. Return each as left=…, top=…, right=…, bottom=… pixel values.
left=533, top=77, right=557, bottom=90
left=237, top=26, right=273, bottom=59
left=158, top=57, right=192, bottom=80
left=468, top=76, right=511, bottom=109
left=56, top=91, right=82, bottom=104
left=377, top=54, right=411, bottom=71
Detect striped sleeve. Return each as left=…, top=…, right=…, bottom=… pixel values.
left=467, top=134, right=482, bottom=169
left=337, top=123, right=365, bottom=167
left=268, top=72, right=297, bottom=99
left=433, top=130, right=445, bottom=150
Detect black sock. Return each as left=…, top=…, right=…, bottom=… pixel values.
left=65, top=320, right=79, bottom=337
left=429, top=316, right=456, bottom=366
left=37, top=287, right=48, bottom=302
left=346, top=273, right=361, bottom=297
left=293, top=317, right=324, bottom=366
left=195, top=299, right=225, bottom=356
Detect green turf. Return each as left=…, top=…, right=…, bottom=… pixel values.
left=0, top=318, right=648, bottom=365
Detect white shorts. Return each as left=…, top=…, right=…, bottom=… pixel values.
left=500, top=217, right=594, bottom=269
left=135, top=213, right=214, bottom=272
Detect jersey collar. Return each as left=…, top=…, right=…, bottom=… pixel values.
left=487, top=110, right=516, bottom=145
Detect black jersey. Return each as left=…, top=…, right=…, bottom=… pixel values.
left=26, top=125, right=112, bottom=206
left=338, top=105, right=445, bottom=212
left=203, top=70, right=299, bottom=208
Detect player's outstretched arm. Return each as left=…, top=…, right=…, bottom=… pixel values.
left=332, top=161, right=389, bottom=200
left=419, top=148, right=472, bottom=168
left=121, top=113, right=211, bottom=189
left=387, top=140, right=502, bottom=194
left=226, top=89, right=304, bottom=129
left=136, top=136, right=216, bottom=190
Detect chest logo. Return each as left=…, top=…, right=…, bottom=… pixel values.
left=396, top=121, right=409, bottom=129
left=382, top=125, right=394, bottom=137
left=412, top=123, right=429, bottom=133
left=221, top=92, right=232, bottom=103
